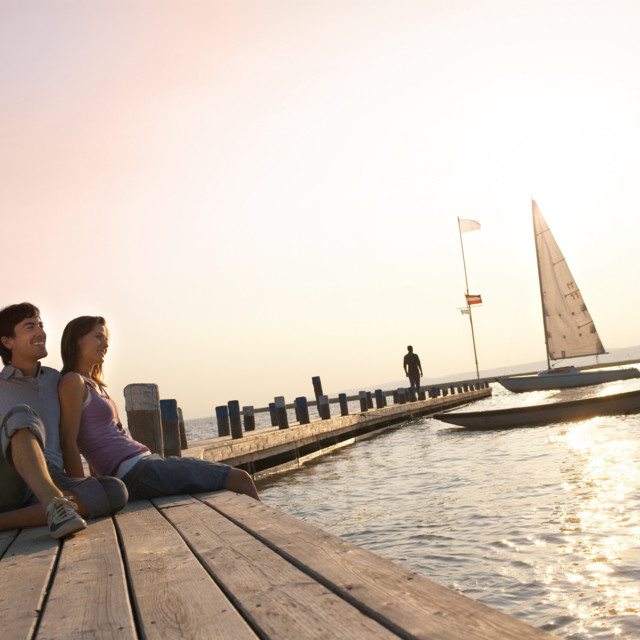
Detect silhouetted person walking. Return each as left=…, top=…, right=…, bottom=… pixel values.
left=403, top=345, right=423, bottom=396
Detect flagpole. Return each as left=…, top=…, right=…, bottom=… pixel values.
left=458, top=217, right=480, bottom=379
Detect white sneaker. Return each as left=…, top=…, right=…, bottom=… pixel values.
left=45, top=496, right=87, bottom=539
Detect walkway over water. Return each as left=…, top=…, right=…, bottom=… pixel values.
left=0, top=491, right=559, bottom=639
left=186, top=387, right=492, bottom=478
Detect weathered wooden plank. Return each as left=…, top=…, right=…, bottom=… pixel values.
left=115, top=500, right=258, bottom=640
left=0, top=528, right=18, bottom=556
left=0, top=526, right=58, bottom=640
left=154, top=494, right=400, bottom=640
left=203, top=492, right=561, bottom=640
left=36, top=517, right=136, bottom=640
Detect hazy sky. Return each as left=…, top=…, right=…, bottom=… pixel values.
left=3, top=0, right=640, bottom=419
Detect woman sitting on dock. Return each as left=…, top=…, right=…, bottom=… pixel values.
left=57, top=316, right=260, bottom=502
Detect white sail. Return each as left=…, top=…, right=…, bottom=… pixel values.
left=532, top=200, right=605, bottom=361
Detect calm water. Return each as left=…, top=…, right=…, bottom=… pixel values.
left=187, top=377, right=640, bottom=639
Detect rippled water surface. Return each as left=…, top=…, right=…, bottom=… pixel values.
left=188, top=379, right=640, bottom=639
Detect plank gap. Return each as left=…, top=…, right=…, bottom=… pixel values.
left=195, top=494, right=413, bottom=640
left=113, top=513, right=150, bottom=640
left=151, top=497, right=269, bottom=640
left=29, top=536, right=62, bottom=640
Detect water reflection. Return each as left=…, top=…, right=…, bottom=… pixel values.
left=540, top=418, right=640, bottom=637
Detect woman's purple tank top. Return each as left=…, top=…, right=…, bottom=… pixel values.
left=77, top=378, right=149, bottom=477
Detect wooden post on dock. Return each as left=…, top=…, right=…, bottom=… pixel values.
left=312, top=376, right=323, bottom=403
left=418, top=388, right=426, bottom=400
left=243, top=406, right=255, bottom=431
left=275, top=396, right=289, bottom=429
left=124, top=384, right=164, bottom=456
left=339, top=393, right=349, bottom=416
left=268, top=402, right=278, bottom=426
left=177, top=407, right=188, bottom=449
left=215, top=406, right=230, bottom=437
left=159, top=399, right=182, bottom=457
left=228, top=400, right=243, bottom=439
left=375, top=389, right=384, bottom=409
left=318, top=395, right=331, bottom=420
left=295, top=397, right=310, bottom=425
left=408, top=387, right=417, bottom=402
left=359, top=391, right=368, bottom=412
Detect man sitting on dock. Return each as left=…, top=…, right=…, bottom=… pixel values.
left=0, top=303, right=128, bottom=537
left=0, top=404, right=89, bottom=538
left=403, top=345, right=423, bottom=396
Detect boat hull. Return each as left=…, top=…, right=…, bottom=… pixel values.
left=434, top=388, right=640, bottom=429
left=496, top=367, right=640, bottom=393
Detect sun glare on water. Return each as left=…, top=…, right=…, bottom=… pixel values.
left=541, top=420, right=640, bottom=634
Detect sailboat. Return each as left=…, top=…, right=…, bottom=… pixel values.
left=497, top=200, right=640, bottom=393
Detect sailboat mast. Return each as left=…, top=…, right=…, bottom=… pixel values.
left=458, top=217, right=480, bottom=379
left=532, top=199, right=552, bottom=369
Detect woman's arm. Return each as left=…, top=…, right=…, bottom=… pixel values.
left=58, top=372, right=88, bottom=478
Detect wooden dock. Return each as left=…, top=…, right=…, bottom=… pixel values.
left=185, top=387, right=492, bottom=479
left=0, top=490, right=560, bottom=639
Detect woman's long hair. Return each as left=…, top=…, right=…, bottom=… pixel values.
left=60, top=316, right=108, bottom=386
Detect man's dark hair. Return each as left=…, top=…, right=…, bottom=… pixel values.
left=407, top=345, right=413, bottom=352
left=0, top=302, right=40, bottom=365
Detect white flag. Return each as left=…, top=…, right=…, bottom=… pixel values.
left=459, top=218, right=481, bottom=233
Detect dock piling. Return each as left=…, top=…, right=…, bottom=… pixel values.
left=366, top=391, right=373, bottom=409
left=177, top=407, right=188, bottom=449
left=268, top=402, right=278, bottom=426
left=215, top=405, right=230, bottom=437
left=312, top=376, right=323, bottom=403
left=339, top=393, right=349, bottom=416
left=160, top=399, right=182, bottom=457
left=359, top=391, right=368, bottom=412
left=228, top=400, right=243, bottom=439
left=124, top=383, right=164, bottom=456
left=295, top=397, right=310, bottom=425
left=275, top=396, right=289, bottom=429
left=318, top=395, right=331, bottom=420
left=243, top=406, right=256, bottom=431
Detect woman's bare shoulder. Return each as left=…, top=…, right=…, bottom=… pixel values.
left=58, top=371, right=86, bottom=392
